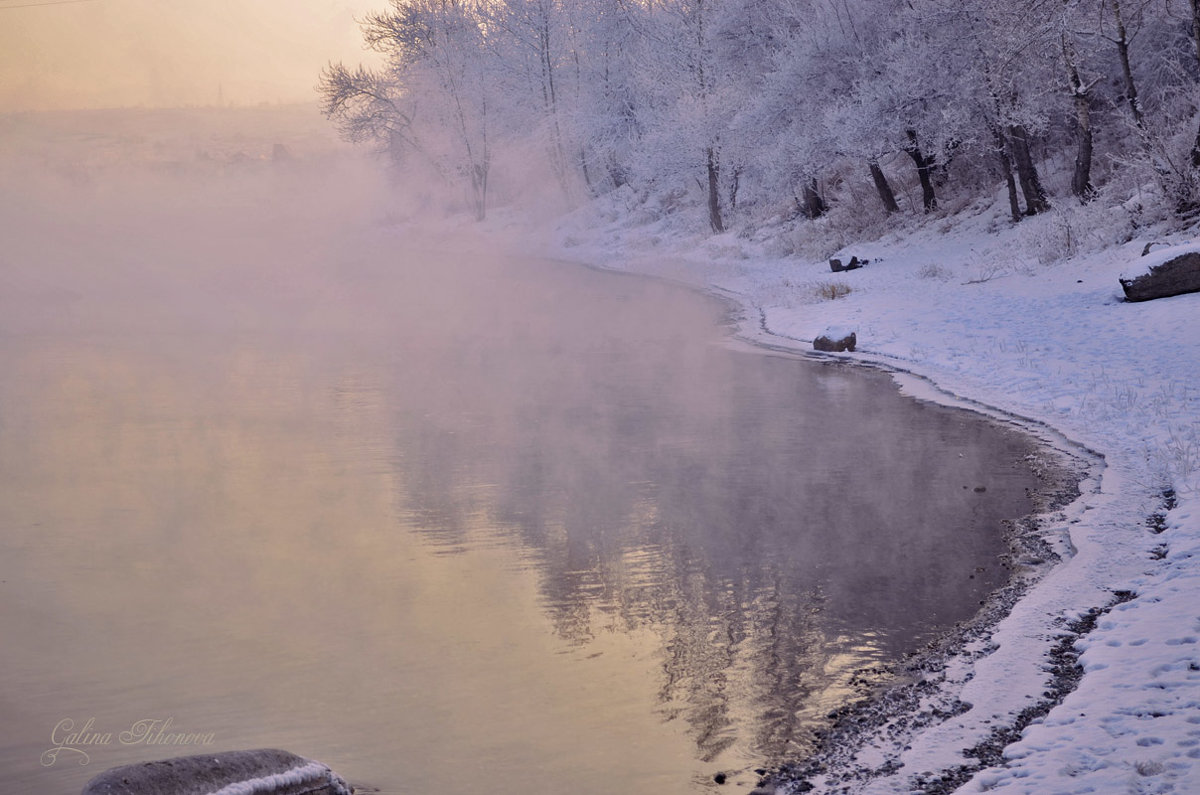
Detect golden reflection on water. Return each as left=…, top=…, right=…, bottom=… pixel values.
left=0, top=337, right=715, bottom=794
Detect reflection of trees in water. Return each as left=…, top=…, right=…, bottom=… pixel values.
left=385, top=282, right=1036, bottom=764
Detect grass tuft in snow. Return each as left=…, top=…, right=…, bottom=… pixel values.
left=812, top=280, right=853, bottom=301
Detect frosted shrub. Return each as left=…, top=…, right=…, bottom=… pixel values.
left=917, top=263, right=952, bottom=281
left=595, top=185, right=639, bottom=223
left=788, top=182, right=896, bottom=261
left=1148, top=422, right=1200, bottom=494
left=762, top=232, right=796, bottom=258
left=788, top=216, right=844, bottom=261
left=1020, top=198, right=1134, bottom=266
left=1024, top=209, right=1077, bottom=264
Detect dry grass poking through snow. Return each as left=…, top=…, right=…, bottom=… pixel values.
left=812, top=280, right=852, bottom=300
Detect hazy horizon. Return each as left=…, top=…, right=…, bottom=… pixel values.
left=0, top=0, right=383, bottom=111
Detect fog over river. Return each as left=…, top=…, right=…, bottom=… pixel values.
left=0, top=111, right=1039, bottom=794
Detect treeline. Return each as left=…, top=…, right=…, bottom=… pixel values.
left=320, top=0, right=1200, bottom=231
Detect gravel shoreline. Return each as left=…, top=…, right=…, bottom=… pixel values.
left=762, top=441, right=1093, bottom=793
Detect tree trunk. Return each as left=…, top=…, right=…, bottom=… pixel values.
left=607, top=155, right=627, bottom=189
left=868, top=160, right=900, bottom=213
left=471, top=163, right=488, bottom=221
left=578, top=147, right=595, bottom=197
left=1064, top=39, right=1096, bottom=202
left=801, top=177, right=826, bottom=219
left=1110, top=0, right=1144, bottom=128
left=992, top=126, right=1021, bottom=223
left=904, top=130, right=937, bottom=212
left=728, top=165, right=742, bottom=211
left=1071, top=97, right=1095, bottom=202
left=1191, top=0, right=1200, bottom=69
left=538, top=15, right=571, bottom=202
left=1008, top=124, right=1050, bottom=215
left=706, top=147, right=725, bottom=233
left=1189, top=0, right=1200, bottom=177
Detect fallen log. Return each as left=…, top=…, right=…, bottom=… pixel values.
left=1120, top=247, right=1200, bottom=302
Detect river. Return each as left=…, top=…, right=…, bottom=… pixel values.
left=0, top=143, right=1038, bottom=794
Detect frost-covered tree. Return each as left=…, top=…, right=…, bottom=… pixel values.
left=635, top=0, right=739, bottom=232
left=320, top=0, right=495, bottom=219
left=882, top=1, right=1061, bottom=217
left=565, top=0, right=645, bottom=192
left=483, top=0, right=580, bottom=199
left=322, top=0, right=1200, bottom=231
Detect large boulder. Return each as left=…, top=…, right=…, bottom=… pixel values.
left=1120, top=247, right=1200, bottom=302
left=813, top=327, right=857, bottom=352
left=81, top=749, right=352, bottom=795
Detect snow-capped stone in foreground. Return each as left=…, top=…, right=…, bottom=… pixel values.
left=80, top=748, right=353, bottom=795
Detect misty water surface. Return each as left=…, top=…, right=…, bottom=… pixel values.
left=0, top=132, right=1038, bottom=794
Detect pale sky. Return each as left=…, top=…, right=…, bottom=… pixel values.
left=0, top=0, right=384, bottom=110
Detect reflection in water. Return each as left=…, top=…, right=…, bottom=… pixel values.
left=0, top=176, right=1037, bottom=794
left=382, top=260, right=1037, bottom=768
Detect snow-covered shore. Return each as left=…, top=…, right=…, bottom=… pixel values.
left=524, top=195, right=1200, bottom=793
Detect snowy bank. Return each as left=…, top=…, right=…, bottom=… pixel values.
left=528, top=195, right=1200, bottom=793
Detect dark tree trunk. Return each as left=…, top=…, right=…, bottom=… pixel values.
left=1064, top=47, right=1096, bottom=202
left=607, top=154, right=627, bottom=189
left=1071, top=102, right=1095, bottom=202
left=706, top=147, right=725, bottom=233
left=868, top=160, right=900, bottom=213
left=1180, top=0, right=1200, bottom=177
left=933, top=139, right=959, bottom=188
left=904, top=130, right=938, bottom=212
left=1008, top=124, right=1050, bottom=215
left=992, top=126, right=1021, bottom=223
left=1191, top=0, right=1200, bottom=68
left=801, top=177, right=826, bottom=219
left=1185, top=127, right=1200, bottom=217
left=1110, top=0, right=1144, bottom=128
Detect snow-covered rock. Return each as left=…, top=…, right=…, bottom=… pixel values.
left=829, top=256, right=867, bottom=272
left=80, top=749, right=353, bottom=795
left=813, top=326, right=857, bottom=352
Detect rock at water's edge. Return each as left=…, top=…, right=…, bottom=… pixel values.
left=80, top=748, right=353, bottom=795
left=814, top=328, right=857, bottom=352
